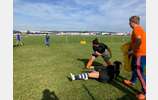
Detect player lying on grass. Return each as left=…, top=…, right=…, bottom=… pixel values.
left=86, top=38, right=112, bottom=69
left=70, top=61, right=122, bottom=82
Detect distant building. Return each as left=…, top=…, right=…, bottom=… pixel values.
left=56, top=31, right=96, bottom=35
left=109, top=32, right=128, bottom=36
left=101, top=32, right=110, bottom=35
left=115, top=32, right=125, bottom=35
left=13, top=30, right=129, bottom=36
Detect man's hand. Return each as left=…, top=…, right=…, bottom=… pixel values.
left=92, top=53, right=98, bottom=57
left=128, top=49, right=133, bottom=57
left=86, top=56, right=96, bottom=69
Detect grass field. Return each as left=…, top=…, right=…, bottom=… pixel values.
left=13, top=35, right=142, bottom=100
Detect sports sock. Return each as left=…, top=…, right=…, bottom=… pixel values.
left=75, top=73, right=88, bottom=80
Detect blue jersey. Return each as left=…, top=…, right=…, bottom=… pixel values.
left=16, top=34, right=21, bottom=41
left=45, top=35, right=49, bottom=42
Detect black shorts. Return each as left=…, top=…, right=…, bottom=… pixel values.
left=98, top=69, right=110, bottom=82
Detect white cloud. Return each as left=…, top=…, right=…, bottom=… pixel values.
left=14, top=0, right=146, bottom=31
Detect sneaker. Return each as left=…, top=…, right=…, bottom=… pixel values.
left=136, top=93, right=146, bottom=100
left=88, top=66, right=95, bottom=71
left=70, top=73, right=75, bottom=81
left=84, top=74, right=88, bottom=80
left=89, top=66, right=94, bottom=69
left=84, top=78, right=88, bottom=80
left=123, top=80, right=134, bottom=86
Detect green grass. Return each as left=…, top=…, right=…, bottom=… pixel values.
left=14, top=35, right=141, bottom=100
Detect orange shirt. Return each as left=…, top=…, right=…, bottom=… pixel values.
left=131, top=25, right=146, bottom=56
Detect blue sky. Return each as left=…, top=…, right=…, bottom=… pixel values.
left=14, top=0, right=146, bottom=32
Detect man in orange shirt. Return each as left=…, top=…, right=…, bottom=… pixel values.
left=123, top=16, right=146, bottom=100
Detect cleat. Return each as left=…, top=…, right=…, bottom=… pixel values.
left=123, top=80, right=134, bottom=86
left=84, top=77, right=88, bottom=80
left=90, top=66, right=94, bottom=68
left=89, top=66, right=94, bottom=69
left=136, top=93, right=145, bottom=100
left=87, top=66, right=95, bottom=71
left=70, top=73, right=75, bottom=81
left=84, top=78, right=88, bottom=80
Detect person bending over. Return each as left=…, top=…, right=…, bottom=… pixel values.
left=86, top=38, right=112, bottom=69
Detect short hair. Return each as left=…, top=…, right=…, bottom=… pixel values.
left=129, top=16, right=140, bottom=24
left=92, top=38, right=99, bottom=44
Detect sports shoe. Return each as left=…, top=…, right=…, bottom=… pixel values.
left=70, top=73, right=75, bottom=81
left=136, top=93, right=146, bottom=100
left=89, top=66, right=94, bottom=69
left=123, top=80, right=134, bottom=86
left=84, top=74, right=88, bottom=80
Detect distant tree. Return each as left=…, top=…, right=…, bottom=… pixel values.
left=13, top=30, right=21, bottom=34
left=26, top=30, right=31, bottom=34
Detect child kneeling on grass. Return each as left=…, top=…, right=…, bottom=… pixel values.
left=70, top=61, right=122, bottom=82
left=86, top=38, right=112, bottom=69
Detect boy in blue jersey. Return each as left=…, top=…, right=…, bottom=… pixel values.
left=16, top=32, right=24, bottom=46
left=45, top=33, right=50, bottom=46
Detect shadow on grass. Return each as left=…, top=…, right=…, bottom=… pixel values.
left=66, top=74, right=139, bottom=99
left=13, top=44, right=18, bottom=48
left=77, top=58, right=102, bottom=66
left=117, top=94, right=135, bottom=100
left=13, top=44, right=24, bottom=48
left=77, top=58, right=105, bottom=71
left=109, top=75, right=140, bottom=100
left=41, top=89, right=59, bottom=100
left=69, top=59, right=140, bottom=99
left=117, top=75, right=140, bottom=93
left=77, top=58, right=103, bottom=66
left=66, top=76, right=72, bottom=81
left=82, top=84, right=95, bottom=100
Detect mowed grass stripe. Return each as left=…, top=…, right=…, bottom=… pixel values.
left=14, top=35, right=140, bottom=100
